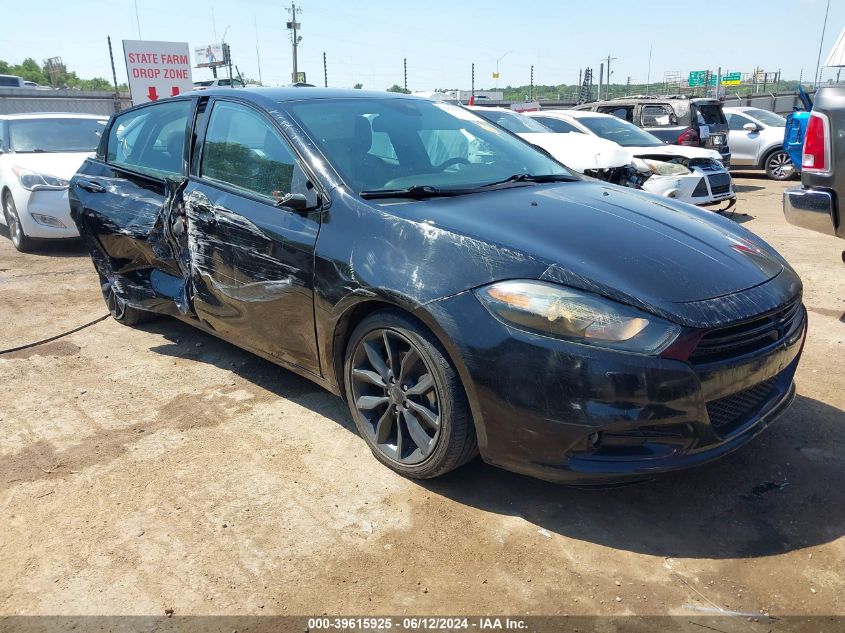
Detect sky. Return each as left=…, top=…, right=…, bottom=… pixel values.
left=2, top=0, right=844, bottom=91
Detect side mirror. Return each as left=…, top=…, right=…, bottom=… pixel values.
left=743, top=122, right=759, bottom=132
left=274, top=192, right=309, bottom=211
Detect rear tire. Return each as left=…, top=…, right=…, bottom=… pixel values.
left=343, top=310, right=477, bottom=479
left=764, top=149, right=795, bottom=181
left=3, top=191, right=36, bottom=253
left=99, top=273, right=156, bottom=326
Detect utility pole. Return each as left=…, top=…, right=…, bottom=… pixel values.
left=323, top=51, right=328, bottom=88
left=645, top=45, right=653, bottom=96
left=598, top=63, right=604, bottom=100
left=471, top=63, right=475, bottom=101
left=603, top=54, right=617, bottom=100
left=286, top=3, right=302, bottom=84
left=625, top=75, right=631, bottom=96
left=404, top=57, right=408, bottom=92
left=107, top=37, right=121, bottom=113
left=529, top=65, right=534, bottom=101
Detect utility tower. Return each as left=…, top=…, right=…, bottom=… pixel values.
left=286, top=3, right=302, bottom=83
left=578, top=67, right=593, bottom=104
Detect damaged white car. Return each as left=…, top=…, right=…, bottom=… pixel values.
left=524, top=108, right=736, bottom=210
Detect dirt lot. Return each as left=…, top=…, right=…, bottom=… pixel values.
left=1, top=173, right=843, bottom=619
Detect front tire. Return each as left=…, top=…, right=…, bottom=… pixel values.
left=343, top=310, right=477, bottom=479
left=99, top=273, right=156, bottom=326
left=3, top=191, right=36, bottom=253
left=764, top=150, right=795, bottom=181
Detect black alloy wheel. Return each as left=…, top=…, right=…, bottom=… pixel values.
left=98, top=272, right=155, bottom=325
left=344, top=310, right=477, bottom=478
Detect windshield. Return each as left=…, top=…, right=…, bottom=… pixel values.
left=287, top=98, right=572, bottom=194
left=745, top=108, right=786, bottom=128
left=9, top=117, right=106, bottom=152
left=577, top=116, right=664, bottom=147
left=471, top=108, right=552, bottom=134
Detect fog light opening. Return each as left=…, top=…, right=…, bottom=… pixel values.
left=587, top=432, right=602, bottom=450
left=30, top=213, right=67, bottom=229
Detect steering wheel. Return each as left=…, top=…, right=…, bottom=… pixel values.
left=435, top=157, right=470, bottom=171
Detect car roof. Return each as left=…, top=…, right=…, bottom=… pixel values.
left=0, top=112, right=108, bottom=120
left=466, top=105, right=512, bottom=113
left=183, top=86, right=428, bottom=103
left=530, top=109, right=615, bottom=120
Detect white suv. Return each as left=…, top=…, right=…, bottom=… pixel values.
left=723, top=107, right=794, bottom=180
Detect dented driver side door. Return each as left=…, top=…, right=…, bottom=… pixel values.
left=182, top=97, right=322, bottom=375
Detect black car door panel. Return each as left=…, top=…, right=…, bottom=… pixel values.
left=186, top=98, right=322, bottom=373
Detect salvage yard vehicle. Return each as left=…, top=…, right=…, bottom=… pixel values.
left=575, top=95, right=732, bottom=166
left=783, top=86, right=845, bottom=250
left=0, top=113, right=108, bottom=251
left=470, top=106, right=734, bottom=207
left=524, top=109, right=735, bottom=208
left=70, top=88, right=806, bottom=484
left=724, top=107, right=794, bottom=181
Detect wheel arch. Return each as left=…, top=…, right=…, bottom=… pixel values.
left=328, top=295, right=487, bottom=449
left=758, top=144, right=787, bottom=169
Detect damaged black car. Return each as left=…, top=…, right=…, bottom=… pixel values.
left=69, top=89, right=806, bottom=484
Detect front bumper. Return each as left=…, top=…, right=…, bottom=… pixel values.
left=425, top=292, right=806, bottom=484
left=642, top=169, right=735, bottom=207
left=783, top=187, right=840, bottom=238
left=17, top=187, right=79, bottom=240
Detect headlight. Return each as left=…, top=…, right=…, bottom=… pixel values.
left=12, top=166, right=69, bottom=191
left=634, top=158, right=691, bottom=177
left=474, top=280, right=681, bottom=354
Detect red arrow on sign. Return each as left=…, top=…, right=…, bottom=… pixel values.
left=147, top=86, right=158, bottom=101
left=171, top=86, right=180, bottom=96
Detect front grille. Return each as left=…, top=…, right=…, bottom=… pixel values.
left=691, top=300, right=804, bottom=363
left=689, top=158, right=723, bottom=172
left=706, top=376, right=777, bottom=436
left=707, top=172, right=732, bottom=195
left=691, top=177, right=709, bottom=197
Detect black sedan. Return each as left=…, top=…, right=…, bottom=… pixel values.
left=69, top=88, right=806, bottom=483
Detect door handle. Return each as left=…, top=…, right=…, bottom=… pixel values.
left=76, top=179, right=106, bottom=193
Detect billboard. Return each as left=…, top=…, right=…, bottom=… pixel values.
left=195, top=43, right=225, bottom=68
left=123, top=40, right=193, bottom=105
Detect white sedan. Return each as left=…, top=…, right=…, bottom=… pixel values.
left=524, top=109, right=736, bottom=209
left=0, top=113, right=107, bottom=251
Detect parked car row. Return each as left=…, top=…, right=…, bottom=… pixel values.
left=54, top=88, right=805, bottom=484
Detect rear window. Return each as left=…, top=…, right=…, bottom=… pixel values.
left=0, top=76, right=21, bottom=87
left=695, top=104, right=727, bottom=125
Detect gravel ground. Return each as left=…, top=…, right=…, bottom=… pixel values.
left=0, top=173, right=843, bottom=618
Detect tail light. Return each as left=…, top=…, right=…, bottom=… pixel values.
left=802, top=111, right=831, bottom=173
left=677, top=128, right=700, bottom=146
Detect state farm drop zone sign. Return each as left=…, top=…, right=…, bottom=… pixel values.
left=123, top=40, right=194, bottom=105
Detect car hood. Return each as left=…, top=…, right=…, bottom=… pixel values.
left=8, top=152, right=94, bottom=180
left=623, top=144, right=723, bottom=162
left=517, top=132, right=633, bottom=172
left=393, top=181, right=793, bottom=326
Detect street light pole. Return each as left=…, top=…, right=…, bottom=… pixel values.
left=495, top=50, right=513, bottom=89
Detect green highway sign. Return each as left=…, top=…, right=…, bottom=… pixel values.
left=721, top=72, right=742, bottom=86
left=688, top=70, right=717, bottom=87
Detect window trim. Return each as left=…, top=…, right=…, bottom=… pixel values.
left=103, top=97, right=195, bottom=181
left=191, top=96, right=328, bottom=209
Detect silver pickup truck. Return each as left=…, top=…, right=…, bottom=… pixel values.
left=783, top=86, right=845, bottom=256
